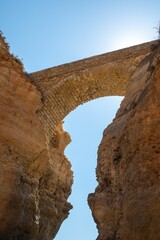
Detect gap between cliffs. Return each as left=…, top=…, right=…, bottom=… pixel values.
left=55, top=97, right=123, bottom=240
left=1, top=33, right=159, bottom=240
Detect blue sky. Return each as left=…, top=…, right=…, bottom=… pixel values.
left=1, top=1, right=160, bottom=239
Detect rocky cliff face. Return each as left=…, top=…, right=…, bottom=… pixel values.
left=0, top=35, right=73, bottom=239
left=88, top=44, right=160, bottom=239
left=1, top=32, right=160, bottom=240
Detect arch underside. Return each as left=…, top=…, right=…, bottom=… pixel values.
left=37, top=62, right=132, bottom=140
left=29, top=40, right=158, bottom=141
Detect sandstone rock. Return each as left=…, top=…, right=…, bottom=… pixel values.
left=1, top=32, right=160, bottom=240
left=88, top=44, right=160, bottom=240
left=0, top=35, right=73, bottom=239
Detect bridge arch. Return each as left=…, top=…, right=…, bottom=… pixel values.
left=30, top=41, right=155, bottom=142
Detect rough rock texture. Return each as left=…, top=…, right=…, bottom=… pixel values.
left=1, top=32, right=160, bottom=240
left=88, top=44, right=160, bottom=239
left=30, top=40, right=156, bottom=140
left=0, top=35, right=73, bottom=239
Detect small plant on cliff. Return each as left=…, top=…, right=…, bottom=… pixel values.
left=0, top=30, right=10, bottom=50
left=0, top=31, right=26, bottom=72
left=154, top=21, right=160, bottom=40
left=12, top=54, right=26, bottom=72
left=14, top=55, right=24, bottom=65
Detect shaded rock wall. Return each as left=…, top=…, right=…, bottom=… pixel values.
left=0, top=35, right=73, bottom=239
left=88, top=44, right=160, bottom=239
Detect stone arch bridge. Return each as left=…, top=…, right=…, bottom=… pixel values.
left=29, top=41, right=157, bottom=141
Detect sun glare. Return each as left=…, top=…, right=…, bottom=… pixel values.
left=113, top=32, right=149, bottom=50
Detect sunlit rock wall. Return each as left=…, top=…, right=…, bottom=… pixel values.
left=0, top=35, right=73, bottom=240
left=88, top=43, right=160, bottom=240
left=1, top=32, right=160, bottom=240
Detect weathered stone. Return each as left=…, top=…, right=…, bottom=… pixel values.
left=0, top=32, right=160, bottom=239
left=30, top=40, right=157, bottom=140
left=88, top=44, right=160, bottom=240
left=0, top=35, right=72, bottom=239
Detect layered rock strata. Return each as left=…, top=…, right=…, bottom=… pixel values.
left=0, top=35, right=73, bottom=239
left=88, top=44, right=160, bottom=239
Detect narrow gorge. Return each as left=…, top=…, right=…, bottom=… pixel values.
left=0, top=34, right=159, bottom=239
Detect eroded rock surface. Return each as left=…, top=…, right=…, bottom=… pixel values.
left=1, top=32, right=160, bottom=240
left=88, top=44, right=160, bottom=239
left=0, top=35, right=73, bottom=239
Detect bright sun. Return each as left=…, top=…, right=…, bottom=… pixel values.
left=113, top=32, right=149, bottom=50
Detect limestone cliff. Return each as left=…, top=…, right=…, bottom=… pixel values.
left=88, top=44, right=160, bottom=239
left=0, top=35, right=73, bottom=239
